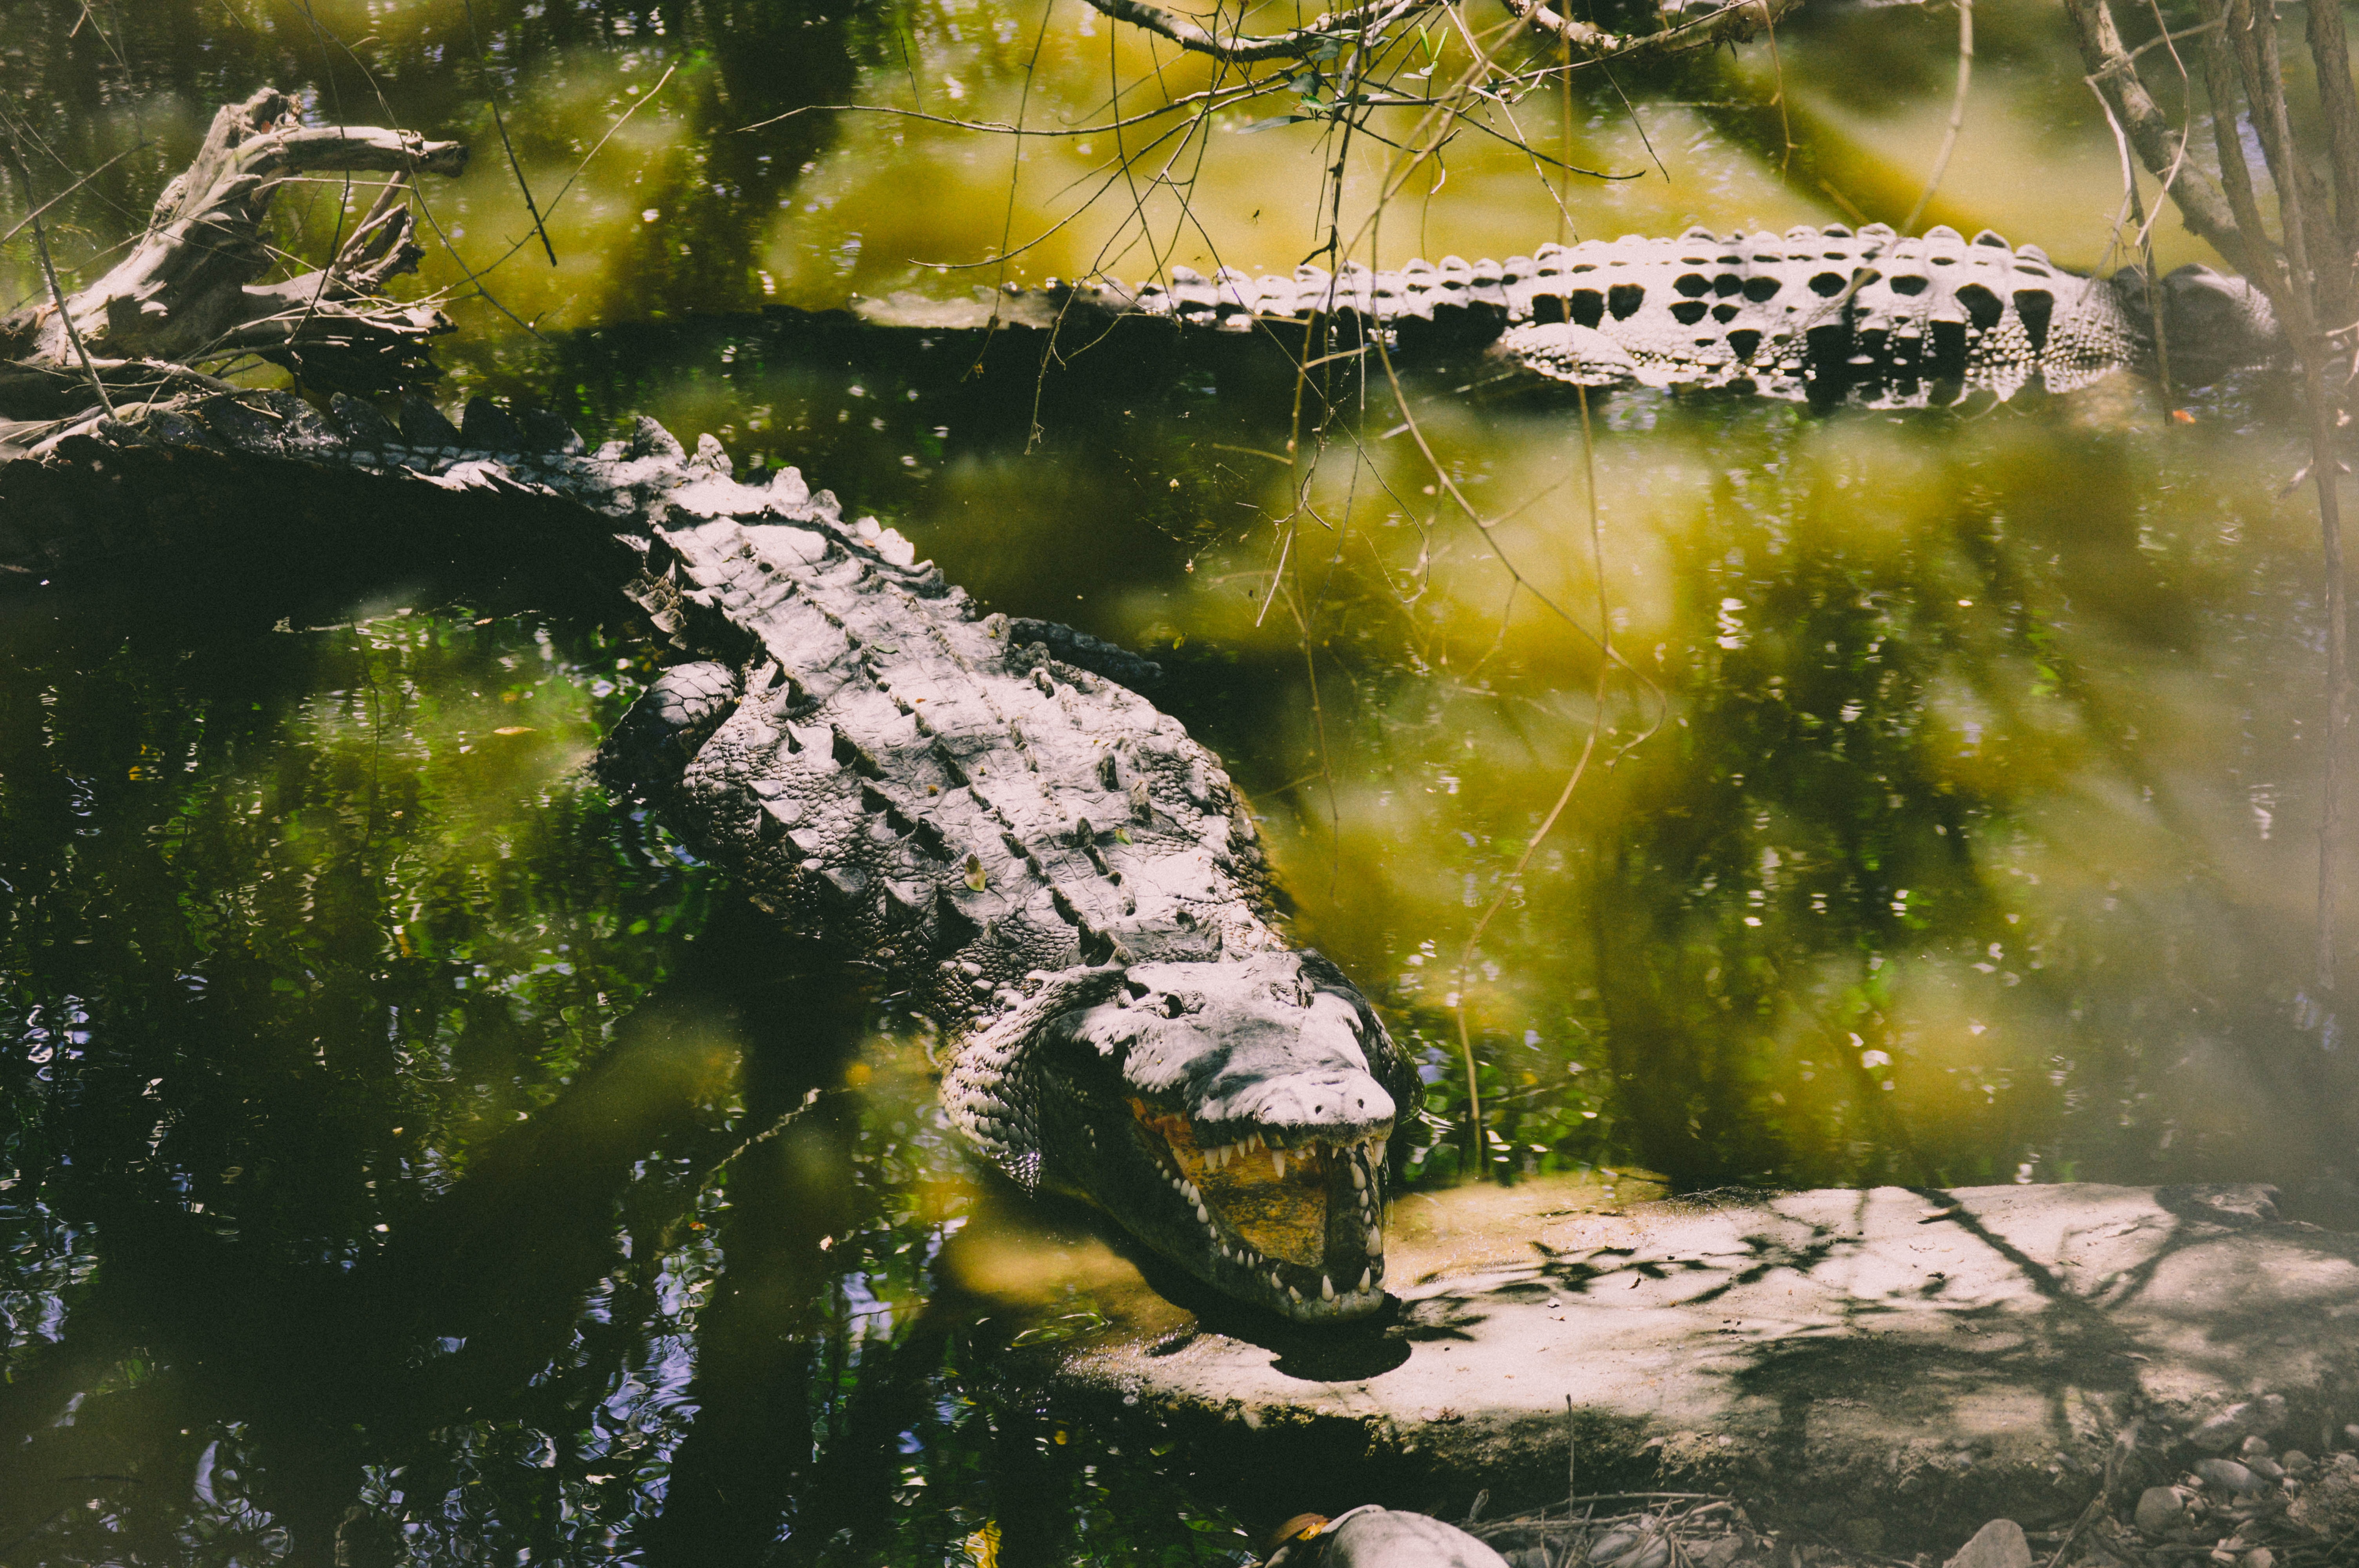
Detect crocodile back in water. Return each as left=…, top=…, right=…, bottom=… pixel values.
left=0, top=390, right=1419, bottom=1325
left=858, top=222, right=2281, bottom=408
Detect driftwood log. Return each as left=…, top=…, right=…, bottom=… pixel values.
left=0, top=87, right=466, bottom=421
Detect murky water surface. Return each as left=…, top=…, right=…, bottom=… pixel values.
left=1, top=0, right=2350, bottom=1560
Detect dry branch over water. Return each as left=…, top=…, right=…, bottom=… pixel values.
left=1078, top=0, right=1800, bottom=64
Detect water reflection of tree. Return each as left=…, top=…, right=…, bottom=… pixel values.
left=0, top=607, right=1240, bottom=1562
left=0, top=0, right=874, bottom=332
left=1342, top=400, right=2357, bottom=1199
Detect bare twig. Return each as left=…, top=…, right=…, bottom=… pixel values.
left=460, top=0, right=557, bottom=266
left=1078, top=0, right=1427, bottom=64
left=1082, top=0, right=1797, bottom=66
left=1900, top=0, right=1971, bottom=234
left=6, top=152, right=116, bottom=418
left=2062, top=0, right=2252, bottom=269
left=0, top=141, right=146, bottom=252
left=1502, top=0, right=1802, bottom=69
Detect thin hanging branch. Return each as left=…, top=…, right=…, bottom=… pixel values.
left=1081, top=0, right=1799, bottom=65
left=1499, top=0, right=1802, bottom=68
left=1077, top=0, right=1428, bottom=63
left=2061, top=0, right=2252, bottom=271
left=460, top=0, right=557, bottom=267
left=1899, top=0, right=1971, bottom=234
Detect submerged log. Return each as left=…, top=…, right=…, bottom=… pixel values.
left=0, top=87, right=466, bottom=420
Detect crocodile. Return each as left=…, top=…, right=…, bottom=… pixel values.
left=0, top=389, right=1419, bottom=1325
left=855, top=222, right=2283, bottom=407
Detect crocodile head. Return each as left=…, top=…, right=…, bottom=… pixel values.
left=2118, top=263, right=2285, bottom=379
left=951, top=951, right=1414, bottom=1324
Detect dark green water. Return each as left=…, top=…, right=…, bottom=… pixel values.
left=3, top=0, right=2354, bottom=1561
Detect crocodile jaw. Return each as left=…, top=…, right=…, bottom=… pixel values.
left=1129, top=1102, right=1393, bottom=1322
left=1048, top=956, right=1401, bottom=1323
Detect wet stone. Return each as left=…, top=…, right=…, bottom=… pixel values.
left=2134, top=1486, right=2186, bottom=1536
left=2193, top=1457, right=2258, bottom=1494
left=1941, top=1519, right=2031, bottom=1568
left=2194, top=1396, right=2288, bottom=1451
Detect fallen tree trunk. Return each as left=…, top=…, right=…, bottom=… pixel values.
left=0, top=87, right=467, bottom=420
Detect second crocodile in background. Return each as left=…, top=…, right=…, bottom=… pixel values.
left=856, top=222, right=2283, bottom=407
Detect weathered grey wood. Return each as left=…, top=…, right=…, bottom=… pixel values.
left=0, top=87, right=466, bottom=418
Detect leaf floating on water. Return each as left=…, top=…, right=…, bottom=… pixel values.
left=964, top=854, right=987, bottom=891
left=493, top=726, right=535, bottom=735
left=1008, top=1311, right=1108, bottom=1348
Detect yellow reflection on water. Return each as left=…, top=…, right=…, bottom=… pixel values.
left=898, top=368, right=2324, bottom=1190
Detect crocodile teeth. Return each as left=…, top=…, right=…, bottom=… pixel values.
left=1195, top=1202, right=1210, bottom=1225
left=1288, top=1284, right=1303, bottom=1304
left=1321, top=1274, right=1335, bottom=1301
left=1350, top=1162, right=1367, bottom=1190
left=1367, top=1225, right=1383, bottom=1253
left=1271, top=1149, right=1285, bottom=1180
left=1358, top=1268, right=1372, bottom=1293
